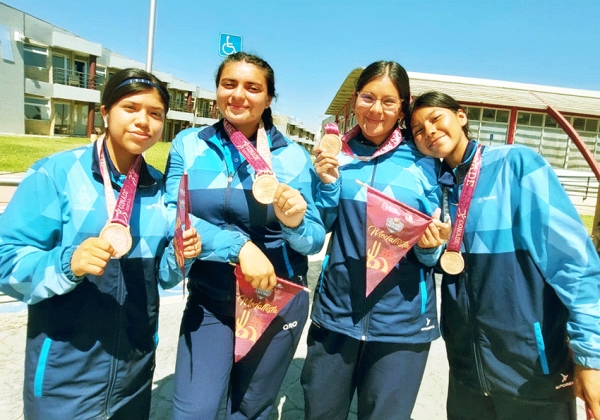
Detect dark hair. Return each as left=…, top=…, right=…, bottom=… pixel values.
left=102, top=68, right=170, bottom=114
left=215, top=52, right=276, bottom=127
left=355, top=61, right=411, bottom=120
left=407, top=91, right=470, bottom=137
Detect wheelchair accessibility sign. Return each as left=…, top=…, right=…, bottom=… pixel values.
left=219, top=33, right=243, bottom=57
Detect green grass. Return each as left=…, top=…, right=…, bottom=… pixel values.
left=581, top=214, right=594, bottom=234
left=0, top=135, right=172, bottom=173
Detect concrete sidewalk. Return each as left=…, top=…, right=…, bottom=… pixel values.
left=0, top=262, right=586, bottom=419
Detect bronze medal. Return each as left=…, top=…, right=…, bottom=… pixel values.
left=100, top=222, right=133, bottom=258
left=319, top=133, right=342, bottom=155
left=252, top=173, right=279, bottom=205
left=440, top=250, right=465, bottom=275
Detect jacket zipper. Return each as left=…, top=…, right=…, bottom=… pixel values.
left=361, top=157, right=379, bottom=340
left=104, top=267, right=125, bottom=416
left=456, top=168, right=490, bottom=396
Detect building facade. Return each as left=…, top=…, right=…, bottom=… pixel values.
left=324, top=68, right=600, bottom=177
left=0, top=3, right=314, bottom=146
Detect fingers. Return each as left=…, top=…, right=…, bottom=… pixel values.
left=238, top=242, right=276, bottom=291
left=70, top=237, right=114, bottom=277
left=182, top=228, right=201, bottom=258
left=273, top=184, right=307, bottom=216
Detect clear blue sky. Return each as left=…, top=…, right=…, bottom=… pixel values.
left=4, top=0, right=600, bottom=132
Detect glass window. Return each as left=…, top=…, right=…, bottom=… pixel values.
left=95, top=66, right=107, bottom=87
left=24, top=96, right=50, bottom=120
left=530, top=113, right=543, bottom=127
left=573, top=118, right=585, bottom=131
left=482, top=108, right=496, bottom=122
left=23, top=44, right=48, bottom=68
left=544, top=115, right=558, bottom=128
left=466, top=107, right=481, bottom=121
left=496, top=110, right=509, bottom=123
left=517, top=112, right=530, bottom=125
left=584, top=119, right=598, bottom=133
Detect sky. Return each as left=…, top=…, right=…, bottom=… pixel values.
left=3, top=0, right=600, bottom=132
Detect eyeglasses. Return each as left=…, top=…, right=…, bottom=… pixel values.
left=356, top=92, right=402, bottom=112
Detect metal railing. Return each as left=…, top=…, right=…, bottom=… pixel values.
left=52, top=68, right=102, bottom=90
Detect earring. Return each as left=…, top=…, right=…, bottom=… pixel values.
left=103, top=116, right=108, bottom=128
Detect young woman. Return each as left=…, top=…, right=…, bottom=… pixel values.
left=164, top=52, right=325, bottom=420
left=300, top=61, right=443, bottom=420
left=0, top=68, right=201, bottom=419
left=408, top=91, right=600, bottom=420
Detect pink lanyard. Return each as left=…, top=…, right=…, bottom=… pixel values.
left=325, top=123, right=404, bottom=161
left=96, top=137, right=142, bottom=228
left=446, top=145, right=483, bottom=253
left=222, top=119, right=273, bottom=175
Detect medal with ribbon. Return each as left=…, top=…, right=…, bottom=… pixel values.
left=97, top=136, right=142, bottom=258
left=319, top=123, right=342, bottom=155
left=327, top=123, right=405, bottom=162
left=440, top=145, right=483, bottom=275
left=222, top=119, right=278, bottom=204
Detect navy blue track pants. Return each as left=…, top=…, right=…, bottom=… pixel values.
left=301, top=323, right=430, bottom=420
left=171, top=291, right=309, bottom=420
left=446, top=371, right=577, bottom=420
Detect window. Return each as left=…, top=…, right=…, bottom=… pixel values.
left=496, top=110, right=509, bottom=123
left=482, top=109, right=496, bottom=122
left=95, top=66, right=107, bottom=86
left=466, top=107, right=481, bottom=121
left=573, top=118, right=585, bottom=131
left=585, top=119, right=599, bottom=133
left=517, top=112, right=530, bottom=125
left=24, top=96, right=50, bottom=120
left=24, top=44, right=48, bottom=68
left=544, top=115, right=559, bottom=128
left=530, top=113, right=543, bottom=127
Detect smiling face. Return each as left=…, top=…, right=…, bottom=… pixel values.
left=353, top=76, right=403, bottom=146
left=410, top=106, right=470, bottom=168
left=217, top=61, right=272, bottom=138
left=101, top=88, right=165, bottom=172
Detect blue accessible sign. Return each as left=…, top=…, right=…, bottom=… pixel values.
left=219, top=33, right=243, bottom=57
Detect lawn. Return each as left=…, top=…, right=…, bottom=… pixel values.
left=0, top=134, right=597, bottom=234
left=0, top=134, right=172, bottom=173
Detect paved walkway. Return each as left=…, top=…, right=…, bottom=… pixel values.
left=0, top=260, right=588, bottom=419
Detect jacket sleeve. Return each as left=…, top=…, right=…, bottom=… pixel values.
left=413, top=154, right=444, bottom=266
left=518, top=151, right=600, bottom=369
left=0, top=163, right=83, bottom=305
left=164, top=129, right=250, bottom=264
left=279, top=146, right=325, bottom=255
left=315, top=179, right=341, bottom=232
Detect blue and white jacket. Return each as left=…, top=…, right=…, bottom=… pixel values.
left=0, top=141, right=185, bottom=419
left=310, top=130, right=442, bottom=343
left=440, top=140, right=600, bottom=401
left=164, top=122, right=325, bottom=316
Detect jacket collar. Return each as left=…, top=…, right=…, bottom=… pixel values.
left=91, top=139, right=156, bottom=188
left=200, top=119, right=288, bottom=150
left=438, top=139, right=479, bottom=187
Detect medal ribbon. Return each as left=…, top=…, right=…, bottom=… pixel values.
left=96, top=136, right=142, bottom=227
left=446, top=145, right=483, bottom=253
left=328, top=123, right=404, bottom=162
left=223, top=119, right=273, bottom=175
left=323, top=123, right=340, bottom=136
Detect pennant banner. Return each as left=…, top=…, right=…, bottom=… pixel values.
left=174, top=173, right=191, bottom=290
left=234, top=265, right=307, bottom=362
left=362, top=182, right=432, bottom=296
